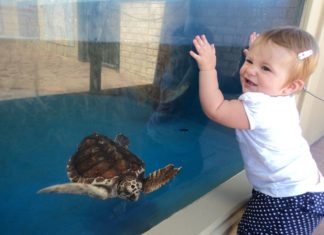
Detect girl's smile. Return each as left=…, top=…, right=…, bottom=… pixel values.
left=243, top=77, right=258, bottom=91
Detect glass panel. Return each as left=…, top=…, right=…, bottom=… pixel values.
left=0, top=0, right=305, bottom=234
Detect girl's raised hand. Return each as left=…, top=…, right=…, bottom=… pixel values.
left=249, top=32, right=259, bottom=46
left=243, top=32, right=259, bottom=56
left=189, top=35, right=216, bottom=71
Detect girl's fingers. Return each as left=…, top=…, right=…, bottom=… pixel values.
left=189, top=50, right=199, bottom=60
left=192, top=35, right=215, bottom=56
left=201, top=34, right=209, bottom=44
left=211, top=44, right=216, bottom=54
left=196, top=36, right=204, bottom=47
left=243, top=48, right=248, bottom=56
left=194, top=35, right=209, bottom=47
left=249, top=32, right=259, bottom=46
left=193, top=38, right=202, bottom=49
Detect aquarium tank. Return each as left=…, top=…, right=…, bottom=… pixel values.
left=0, top=0, right=305, bottom=234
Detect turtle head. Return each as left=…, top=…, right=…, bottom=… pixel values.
left=117, top=175, right=143, bottom=201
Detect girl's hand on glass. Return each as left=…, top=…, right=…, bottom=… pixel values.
left=243, top=32, right=259, bottom=56
left=189, top=35, right=216, bottom=71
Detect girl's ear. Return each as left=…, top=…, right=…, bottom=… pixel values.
left=282, top=79, right=305, bottom=95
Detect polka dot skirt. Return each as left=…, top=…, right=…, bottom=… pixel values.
left=237, top=190, right=324, bottom=235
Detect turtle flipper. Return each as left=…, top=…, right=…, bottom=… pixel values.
left=142, top=164, right=181, bottom=193
left=38, top=183, right=112, bottom=200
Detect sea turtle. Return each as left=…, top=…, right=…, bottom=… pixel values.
left=38, top=133, right=181, bottom=201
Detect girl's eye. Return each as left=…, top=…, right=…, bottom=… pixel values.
left=261, top=66, right=271, bottom=72
left=245, top=59, right=253, bottom=64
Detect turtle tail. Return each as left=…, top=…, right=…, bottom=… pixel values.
left=142, top=164, right=181, bottom=193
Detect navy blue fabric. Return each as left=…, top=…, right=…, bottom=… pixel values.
left=237, top=190, right=324, bottom=235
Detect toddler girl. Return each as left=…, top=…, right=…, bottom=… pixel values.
left=190, top=26, right=324, bottom=234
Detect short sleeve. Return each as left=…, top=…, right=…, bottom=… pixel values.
left=239, top=92, right=270, bottom=130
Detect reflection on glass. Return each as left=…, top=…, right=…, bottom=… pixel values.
left=0, top=0, right=305, bottom=234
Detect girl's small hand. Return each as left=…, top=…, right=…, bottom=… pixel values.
left=249, top=32, right=259, bottom=46
left=243, top=32, right=259, bottom=56
left=189, top=35, right=216, bottom=71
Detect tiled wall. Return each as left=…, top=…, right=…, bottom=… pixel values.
left=119, top=1, right=164, bottom=84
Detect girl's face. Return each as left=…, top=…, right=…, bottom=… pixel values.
left=240, top=41, right=295, bottom=96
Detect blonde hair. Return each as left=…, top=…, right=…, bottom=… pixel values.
left=252, top=26, right=319, bottom=83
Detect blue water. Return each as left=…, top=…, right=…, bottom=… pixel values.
left=0, top=93, right=243, bottom=235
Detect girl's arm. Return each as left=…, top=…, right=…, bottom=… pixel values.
left=189, top=35, right=249, bottom=129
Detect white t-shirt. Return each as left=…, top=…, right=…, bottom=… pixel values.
left=236, top=92, right=324, bottom=197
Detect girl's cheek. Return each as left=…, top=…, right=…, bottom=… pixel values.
left=239, top=65, right=246, bottom=77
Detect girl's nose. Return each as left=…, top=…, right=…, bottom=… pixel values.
left=246, top=64, right=257, bottom=76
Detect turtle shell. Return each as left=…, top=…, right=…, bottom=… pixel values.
left=67, top=133, right=145, bottom=184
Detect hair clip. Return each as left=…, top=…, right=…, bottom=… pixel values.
left=297, top=50, right=313, bottom=60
